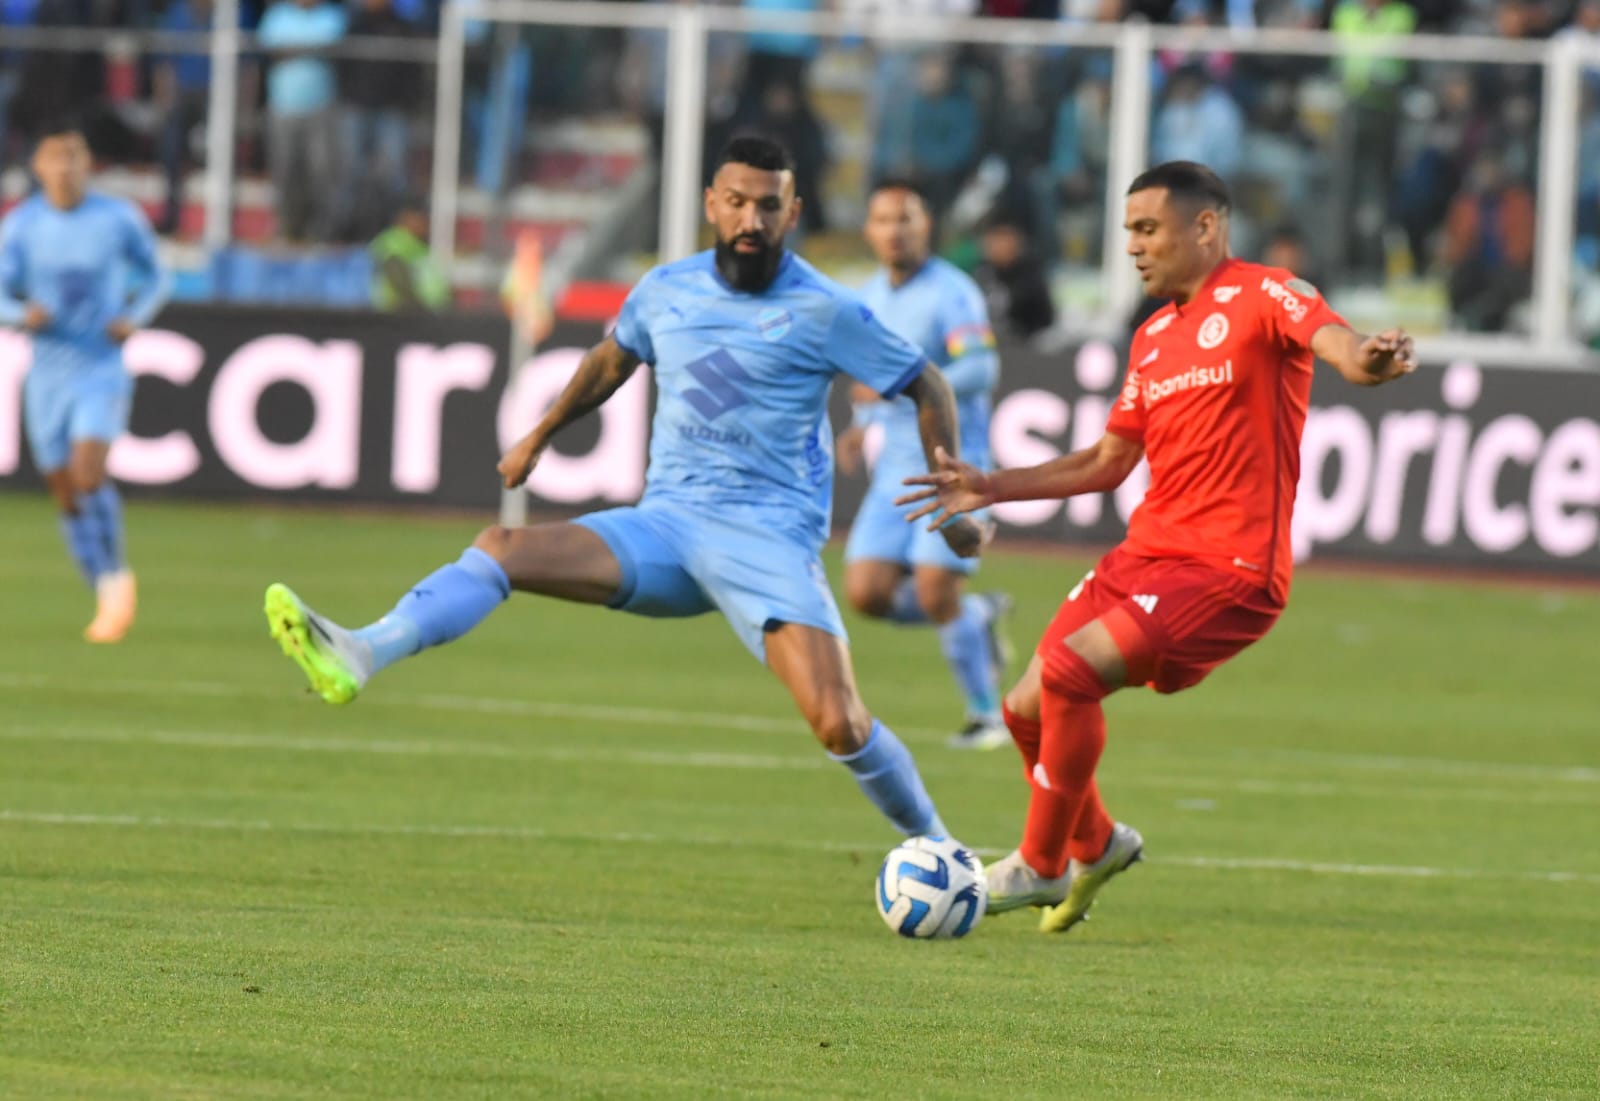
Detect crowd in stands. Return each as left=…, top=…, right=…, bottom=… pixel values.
left=0, top=0, right=1597, bottom=338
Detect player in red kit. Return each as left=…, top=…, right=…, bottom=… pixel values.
left=897, top=162, right=1416, bottom=933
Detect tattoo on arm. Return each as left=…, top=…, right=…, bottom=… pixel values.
left=902, top=363, right=960, bottom=469
left=535, top=336, right=642, bottom=442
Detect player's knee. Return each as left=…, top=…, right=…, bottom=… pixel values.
left=1041, top=646, right=1113, bottom=704
left=1003, top=682, right=1040, bottom=722
left=913, top=572, right=961, bottom=623
left=471, top=525, right=515, bottom=562
left=843, top=575, right=894, bottom=619
left=68, top=461, right=105, bottom=496
left=809, top=694, right=873, bottom=755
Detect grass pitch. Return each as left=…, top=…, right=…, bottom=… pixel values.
left=1, top=491, right=1597, bottom=1100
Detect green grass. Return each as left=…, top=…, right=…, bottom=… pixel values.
left=1, top=491, right=1597, bottom=1100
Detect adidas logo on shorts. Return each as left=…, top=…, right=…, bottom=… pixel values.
left=1132, top=594, right=1159, bottom=614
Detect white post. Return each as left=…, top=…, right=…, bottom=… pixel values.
left=1532, top=35, right=1581, bottom=351
left=499, top=322, right=531, bottom=529
left=202, top=0, right=241, bottom=250
left=1102, top=20, right=1153, bottom=333
left=659, top=2, right=708, bottom=262
left=430, top=0, right=471, bottom=273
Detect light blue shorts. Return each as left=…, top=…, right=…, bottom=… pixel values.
left=844, top=476, right=982, bottom=576
left=23, top=364, right=132, bottom=472
left=574, top=500, right=847, bottom=662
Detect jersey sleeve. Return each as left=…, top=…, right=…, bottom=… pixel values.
left=823, top=297, right=926, bottom=399
left=0, top=211, right=26, bottom=325
left=611, top=271, right=657, bottom=363
left=1258, top=271, right=1346, bottom=352
left=1105, top=336, right=1149, bottom=442
left=936, top=278, right=999, bottom=399
left=119, top=202, right=173, bottom=327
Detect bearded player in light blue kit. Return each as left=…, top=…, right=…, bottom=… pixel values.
left=263, top=136, right=986, bottom=841
left=0, top=118, right=172, bottom=642
left=836, top=179, right=1010, bottom=751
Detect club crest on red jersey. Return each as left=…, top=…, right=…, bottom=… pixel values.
left=1196, top=313, right=1230, bottom=349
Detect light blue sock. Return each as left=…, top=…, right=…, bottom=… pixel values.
left=58, top=491, right=119, bottom=587
left=79, top=485, right=125, bottom=574
left=830, top=720, right=947, bottom=836
left=353, top=547, right=510, bottom=675
left=883, top=578, right=928, bottom=625
left=939, top=595, right=1000, bottom=720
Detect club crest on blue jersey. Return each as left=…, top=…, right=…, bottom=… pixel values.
left=756, top=307, right=792, bottom=342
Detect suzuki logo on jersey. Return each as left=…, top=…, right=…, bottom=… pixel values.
left=1144, top=360, right=1234, bottom=405
left=682, top=350, right=754, bottom=442
left=1196, top=313, right=1230, bottom=349
left=1261, top=277, right=1311, bottom=323
left=756, top=307, right=792, bottom=342
left=1212, top=285, right=1242, bottom=303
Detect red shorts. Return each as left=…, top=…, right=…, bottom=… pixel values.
left=1037, top=545, right=1283, bottom=694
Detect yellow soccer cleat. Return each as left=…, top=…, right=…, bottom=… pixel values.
left=264, top=583, right=368, bottom=705
left=1038, top=822, right=1144, bottom=934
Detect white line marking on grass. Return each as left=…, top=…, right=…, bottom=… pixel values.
left=4, top=670, right=1597, bottom=786
left=3, top=808, right=1598, bottom=887
left=8, top=726, right=1597, bottom=806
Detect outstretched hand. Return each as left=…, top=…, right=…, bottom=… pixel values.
left=1359, top=328, right=1416, bottom=383
left=497, top=432, right=547, bottom=489
left=895, top=446, right=996, bottom=530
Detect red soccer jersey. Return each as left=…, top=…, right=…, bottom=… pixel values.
left=1106, top=258, right=1347, bottom=605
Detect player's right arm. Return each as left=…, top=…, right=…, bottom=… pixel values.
left=498, top=335, right=642, bottom=488
left=895, top=433, right=1144, bottom=529
left=0, top=211, right=43, bottom=330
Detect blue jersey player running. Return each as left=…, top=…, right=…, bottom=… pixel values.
left=262, top=136, right=987, bottom=842
left=0, top=119, right=171, bottom=643
left=836, top=180, right=1010, bottom=751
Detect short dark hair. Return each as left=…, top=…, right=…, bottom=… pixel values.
left=35, top=114, right=88, bottom=145
left=1126, top=161, right=1231, bottom=214
left=868, top=175, right=932, bottom=208
left=716, top=134, right=795, bottom=175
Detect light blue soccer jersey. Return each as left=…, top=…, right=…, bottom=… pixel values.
left=0, top=191, right=170, bottom=373
left=613, top=249, right=928, bottom=550
left=857, top=256, right=997, bottom=482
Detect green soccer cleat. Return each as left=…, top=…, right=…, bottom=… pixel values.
left=264, top=583, right=369, bottom=705
left=1038, top=822, right=1144, bottom=934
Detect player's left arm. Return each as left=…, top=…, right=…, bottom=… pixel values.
left=902, top=365, right=988, bottom=558
left=936, top=282, right=1000, bottom=400
left=1309, top=324, right=1417, bottom=386
left=0, top=213, right=30, bottom=327
left=110, top=203, right=174, bottom=343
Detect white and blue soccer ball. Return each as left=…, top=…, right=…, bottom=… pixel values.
left=875, top=835, right=986, bottom=939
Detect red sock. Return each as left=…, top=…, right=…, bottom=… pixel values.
left=1018, top=651, right=1113, bottom=878
left=1002, top=703, right=1041, bottom=774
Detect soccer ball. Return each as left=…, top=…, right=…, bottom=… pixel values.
left=875, top=835, right=986, bottom=939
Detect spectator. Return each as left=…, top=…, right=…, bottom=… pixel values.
left=1150, top=64, right=1244, bottom=181
left=257, top=0, right=347, bottom=243
left=907, top=52, right=982, bottom=218
left=1442, top=150, right=1534, bottom=332
left=1046, top=77, right=1110, bottom=261
left=974, top=212, right=1056, bottom=338
left=337, top=0, right=422, bottom=242
left=154, top=0, right=261, bottom=236
left=723, top=76, right=829, bottom=233
left=369, top=197, right=449, bottom=311
left=1261, top=224, right=1324, bottom=288
left=1389, top=67, right=1487, bottom=274
left=987, top=51, right=1056, bottom=238
left=1330, top=0, right=1417, bottom=274
left=739, top=0, right=820, bottom=111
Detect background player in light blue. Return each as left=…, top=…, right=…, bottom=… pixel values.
left=263, top=136, right=987, bottom=843
left=0, top=118, right=172, bottom=643
left=836, top=180, right=1011, bottom=751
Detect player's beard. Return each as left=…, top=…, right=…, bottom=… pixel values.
left=715, top=232, right=785, bottom=292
